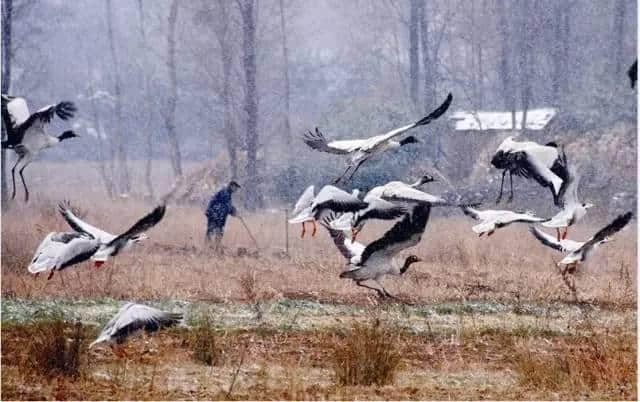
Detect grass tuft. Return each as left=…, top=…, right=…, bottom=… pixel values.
left=24, top=318, right=87, bottom=379
left=331, top=319, right=402, bottom=386
left=189, top=316, right=224, bottom=366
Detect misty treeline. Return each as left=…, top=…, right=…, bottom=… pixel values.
left=0, top=0, right=636, bottom=210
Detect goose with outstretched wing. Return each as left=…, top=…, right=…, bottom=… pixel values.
left=531, top=212, right=633, bottom=273
left=461, top=206, right=547, bottom=237
left=322, top=204, right=430, bottom=298
left=90, top=302, right=183, bottom=357
left=303, top=93, right=452, bottom=183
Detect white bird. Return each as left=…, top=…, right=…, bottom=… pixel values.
left=89, top=302, right=183, bottom=357
left=490, top=136, right=569, bottom=206
left=288, top=185, right=367, bottom=238
left=530, top=212, right=632, bottom=273
left=367, top=177, right=449, bottom=207
left=461, top=206, right=548, bottom=237
left=329, top=174, right=437, bottom=240
left=1, top=94, right=78, bottom=202
left=321, top=204, right=430, bottom=298
left=28, top=232, right=101, bottom=280
left=541, top=167, right=593, bottom=241
left=28, top=204, right=165, bottom=279
left=303, top=93, right=452, bottom=183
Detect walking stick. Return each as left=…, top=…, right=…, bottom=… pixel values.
left=238, top=216, right=259, bottom=250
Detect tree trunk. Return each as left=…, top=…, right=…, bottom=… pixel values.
left=165, top=0, right=183, bottom=179
left=518, top=0, right=532, bottom=134
left=137, top=0, right=154, bottom=200
left=1, top=0, right=12, bottom=209
left=279, top=0, right=291, bottom=158
left=419, top=0, right=434, bottom=112
left=409, top=0, right=420, bottom=108
left=239, top=0, right=261, bottom=209
left=497, top=0, right=516, bottom=130
left=613, top=0, right=626, bottom=76
left=105, top=0, right=130, bottom=194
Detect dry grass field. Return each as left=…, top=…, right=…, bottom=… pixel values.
left=1, top=161, right=637, bottom=400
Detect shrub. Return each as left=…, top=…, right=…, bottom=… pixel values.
left=331, top=319, right=402, bottom=386
left=189, top=316, right=223, bottom=366
left=25, top=318, right=87, bottom=378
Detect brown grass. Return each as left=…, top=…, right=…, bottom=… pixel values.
left=189, top=316, right=224, bottom=366
left=331, top=319, right=402, bottom=386
left=515, top=332, right=636, bottom=399
left=2, top=193, right=636, bottom=306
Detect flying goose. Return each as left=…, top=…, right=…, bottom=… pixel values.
left=530, top=212, right=632, bottom=273
left=89, top=302, right=183, bottom=357
left=491, top=137, right=569, bottom=206
left=461, top=206, right=547, bottom=237
left=329, top=174, right=436, bottom=240
left=28, top=232, right=101, bottom=280
left=288, top=185, right=367, bottom=238
left=321, top=204, right=430, bottom=298
left=303, top=93, right=452, bottom=183
left=541, top=166, right=593, bottom=241
left=1, top=94, right=78, bottom=201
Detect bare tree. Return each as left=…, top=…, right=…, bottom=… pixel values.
left=1, top=0, right=12, bottom=207
left=279, top=0, right=291, bottom=157
left=408, top=0, right=420, bottom=108
left=497, top=0, right=516, bottom=130
left=165, top=0, right=183, bottom=179
left=105, top=0, right=131, bottom=194
left=238, top=0, right=261, bottom=209
left=137, top=0, right=155, bottom=199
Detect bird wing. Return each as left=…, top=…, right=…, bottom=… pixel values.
left=92, top=303, right=183, bottom=347
left=312, top=185, right=368, bottom=214
left=105, top=205, right=166, bottom=251
left=3, top=95, right=30, bottom=127
left=582, top=212, right=633, bottom=250
left=291, top=185, right=315, bottom=216
left=32, top=101, right=77, bottom=124
left=302, top=128, right=363, bottom=154
left=529, top=226, right=568, bottom=252
left=361, top=93, right=452, bottom=150
left=378, top=182, right=448, bottom=205
left=28, top=232, right=98, bottom=273
left=319, top=214, right=365, bottom=260
left=497, top=211, right=547, bottom=224
left=516, top=151, right=563, bottom=195
left=460, top=206, right=482, bottom=220
left=58, top=202, right=115, bottom=243
left=359, top=195, right=407, bottom=221
left=360, top=204, right=430, bottom=264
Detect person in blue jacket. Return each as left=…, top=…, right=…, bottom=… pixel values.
left=205, top=180, right=241, bottom=252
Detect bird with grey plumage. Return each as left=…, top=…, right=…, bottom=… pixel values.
left=89, top=302, right=184, bottom=357
left=321, top=203, right=431, bottom=299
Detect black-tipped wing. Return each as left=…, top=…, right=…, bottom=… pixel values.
left=319, top=213, right=364, bottom=260
left=628, top=59, right=637, bottom=89
left=461, top=206, right=481, bottom=220
left=358, top=203, right=407, bottom=222
left=583, top=212, right=633, bottom=249
left=359, top=204, right=431, bottom=265
left=107, top=205, right=166, bottom=249
left=33, top=101, right=77, bottom=124
left=529, top=226, right=565, bottom=252
left=302, top=128, right=355, bottom=155
left=414, top=92, right=453, bottom=127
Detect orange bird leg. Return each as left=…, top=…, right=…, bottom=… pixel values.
left=300, top=222, right=306, bottom=238
left=562, top=228, right=568, bottom=240
left=47, top=270, right=55, bottom=280
left=556, top=228, right=561, bottom=242
left=487, top=231, right=495, bottom=237
left=311, top=220, right=317, bottom=237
